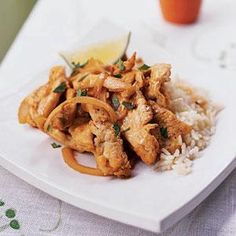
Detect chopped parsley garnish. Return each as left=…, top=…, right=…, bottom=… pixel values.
left=113, top=123, right=120, bottom=136
left=71, top=61, right=88, bottom=69
left=112, top=96, right=120, bottom=110
left=46, top=125, right=51, bottom=132
left=139, top=64, right=150, bottom=71
left=116, top=59, right=125, bottom=71
left=114, top=73, right=122, bottom=78
left=78, top=74, right=88, bottom=82
left=122, top=101, right=135, bottom=110
left=10, top=220, right=20, bottom=230
left=51, top=142, right=61, bottom=148
left=5, top=209, right=15, bottom=218
left=53, top=83, right=66, bottom=93
left=122, top=127, right=130, bottom=133
left=77, top=89, right=87, bottom=96
left=160, top=127, right=168, bottom=139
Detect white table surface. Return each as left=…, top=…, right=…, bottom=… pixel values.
left=0, top=0, right=236, bottom=235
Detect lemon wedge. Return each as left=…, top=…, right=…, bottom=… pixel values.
left=60, top=32, right=130, bottom=68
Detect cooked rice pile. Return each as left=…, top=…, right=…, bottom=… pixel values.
left=154, top=81, right=221, bottom=175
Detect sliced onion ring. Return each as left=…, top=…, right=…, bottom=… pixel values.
left=62, top=147, right=107, bottom=176
left=44, top=96, right=117, bottom=133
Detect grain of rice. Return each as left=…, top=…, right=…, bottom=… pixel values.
left=154, top=80, right=222, bottom=175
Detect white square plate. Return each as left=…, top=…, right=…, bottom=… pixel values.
left=0, top=24, right=236, bottom=233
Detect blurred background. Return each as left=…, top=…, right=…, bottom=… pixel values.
left=0, top=0, right=36, bottom=62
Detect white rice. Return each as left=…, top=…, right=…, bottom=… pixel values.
left=154, top=80, right=222, bottom=175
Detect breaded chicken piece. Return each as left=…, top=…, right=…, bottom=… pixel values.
left=85, top=105, right=131, bottom=177
left=147, top=64, right=171, bottom=107
left=68, top=120, right=95, bottom=153
left=18, top=66, right=67, bottom=129
left=103, top=76, right=130, bottom=92
left=112, top=53, right=136, bottom=75
left=150, top=101, right=191, bottom=153
left=90, top=122, right=131, bottom=177
left=123, top=52, right=136, bottom=72
left=120, top=70, right=145, bottom=98
left=51, top=103, right=77, bottom=131
left=71, top=72, right=109, bottom=101
left=45, top=104, right=94, bottom=153
left=122, top=92, right=159, bottom=165
left=103, top=70, right=144, bottom=98
left=71, top=73, right=104, bottom=91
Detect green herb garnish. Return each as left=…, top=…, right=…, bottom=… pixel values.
left=139, top=64, right=150, bottom=71
left=78, top=74, right=89, bottom=82
left=113, top=123, right=120, bottom=136
left=46, top=125, right=51, bottom=132
left=116, top=59, right=125, bottom=71
left=0, top=200, right=4, bottom=206
left=114, top=73, right=122, bottom=78
left=122, top=127, right=130, bottom=133
left=53, top=83, right=66, bottom=93
left=51, top=142, right=61, bottom=148
left=5, top=209, right=16, bottom=218
left=77, top=89, right=87, bottom=96
left=10, top=220, right=20, bottom=230
left=160, top=127, right=168, bottom=139
left=72, top=61, right=88, bottom=69
left=112, top=96, right=120, bottom=110
left=122, top=101, right=135, bottom=110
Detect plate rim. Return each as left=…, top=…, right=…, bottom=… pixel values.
left=0, top=150, right=235, bottom=233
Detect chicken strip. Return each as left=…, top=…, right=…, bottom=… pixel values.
left=51, top=103, right=77, bottom=131
left=112, top=53, right=136, bottom=75
left=71, top=73, right=104, bottom=91
left=68, top=120, right=95, bottom=153
left=119, top=70, right=145, bottom=98
left=18, top=66, right=68, bottom=129
left=71, top=72, right=110, bottom=101
left=150, top=101, right=191, bottom=153
left=91, top=122, right=131, bottom=177
left=122, top=92, right=159, bottom=165
left=87, top=105, right=131, bottom=177
left=43, top=100, right=94, bottom=153
left=146, top=64, right=171, bottom=107
left=103, top=76, right=131, bottom=92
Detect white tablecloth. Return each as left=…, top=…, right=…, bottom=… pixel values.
left=1, top=167, right=236, bottom=235
left=0, top=0, right=236, bottom=235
